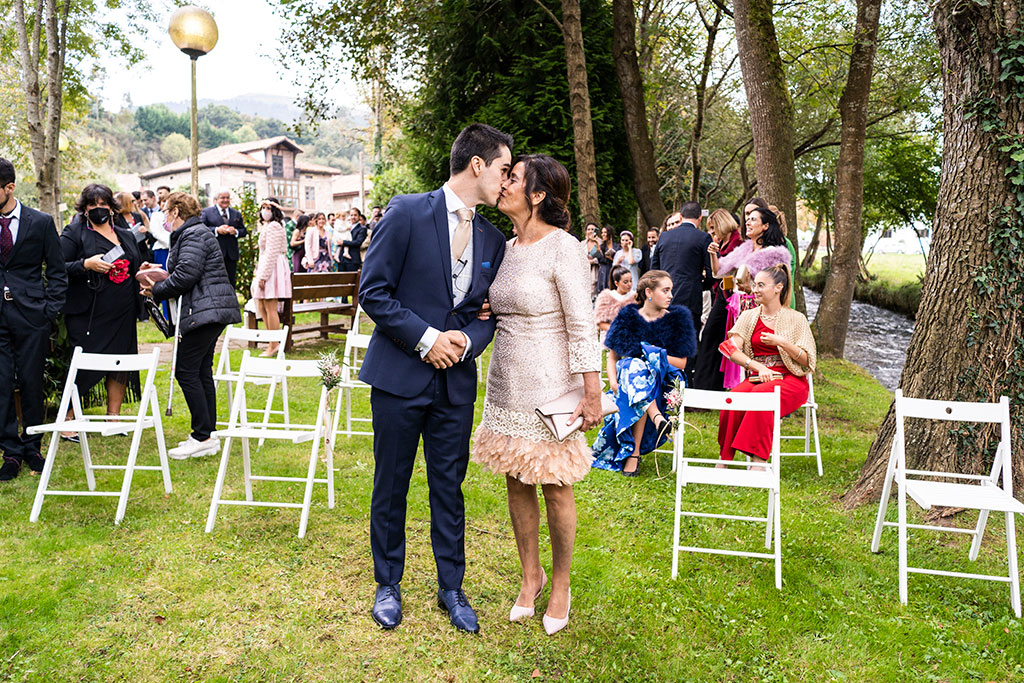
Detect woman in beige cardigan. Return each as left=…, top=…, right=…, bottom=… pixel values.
left=718, top=264, right=816, bottom=468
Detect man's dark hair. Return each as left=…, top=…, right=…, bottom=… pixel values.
left=449, top=123, right=513, bottom=176
left=157, top=185, right=171, bottom=193
left=142, top=189, right=156, bottom=200
left=131, top=190, right=141, bottom=200
left=680, top=201, right=702, bottom=220
left=0, top=158, right=14, bottom=186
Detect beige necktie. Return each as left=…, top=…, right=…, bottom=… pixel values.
left=451, top=208, right=473, bottom=260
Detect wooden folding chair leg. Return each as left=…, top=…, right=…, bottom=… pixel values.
left=1006, top=511, right=1021, bottom=618
left=969, top=510, right=991, bottom=561
left=281, top=377, right=290, bottom=424
left=114, top=427, right=146, bottom=524
left=811, top=408, right=823, bottom=476
left=80, top=432, right=97, bottom=491
left=774, top=485, right=783, bottom=590
left=29, top=432, right=61, bottom=523
left=206, top=437, right=234, bottom=533
left=871, top=441, right=899, bottom=553
left=298, top=438, right=320, bottom=539
left=150, top=390, right=172, bottom=494
left=258, top=380, right=277, bottom=449
left=765, top=490, right=774, bottom=550
left=897, top=473, right=909, bottom=605
left=241, top=437, right=254, bottom=502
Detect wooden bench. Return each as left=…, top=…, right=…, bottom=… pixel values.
left=246, top=271, right=360, bottom=351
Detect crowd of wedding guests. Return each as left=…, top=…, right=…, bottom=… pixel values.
left=586, top=197, right=815, bottom=476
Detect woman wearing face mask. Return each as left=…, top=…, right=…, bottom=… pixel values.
left=139, top=192, right=241, bottom=460
left=59, top=184, right=144, bottom=435
left=251, top=201, right=291, bottom=356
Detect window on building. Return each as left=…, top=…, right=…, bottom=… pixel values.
left=243, top=181, right=257, bottom=196
left=304, top=186, right=316, bottom=209
left=271, top=154, right=284, bottom=177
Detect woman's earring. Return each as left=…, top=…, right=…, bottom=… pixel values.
left=647, top=297, right=652, bottom=301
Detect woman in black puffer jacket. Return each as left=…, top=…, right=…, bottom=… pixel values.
left=142, top=192, right=241, bottom=459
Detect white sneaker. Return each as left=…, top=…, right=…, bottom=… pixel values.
left=168, top=437, right=220, bottom=460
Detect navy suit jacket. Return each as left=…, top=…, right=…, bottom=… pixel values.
left=0, top=204, right=67, bottom=324
left=200, top=205, right=247, bottom=261
left=650, top=221, right=713, bottom=326
left=358, top=188, right=506, bottom=405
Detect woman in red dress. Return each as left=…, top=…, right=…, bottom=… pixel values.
left=718, top=264, right=816, bottom=469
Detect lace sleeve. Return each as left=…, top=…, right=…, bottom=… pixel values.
left=555, top=236, right=602, bottom=374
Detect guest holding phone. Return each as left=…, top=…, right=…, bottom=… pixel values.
left=718, top=265, right=816, bottom=470
left=60, top=184, right=144, bottom=430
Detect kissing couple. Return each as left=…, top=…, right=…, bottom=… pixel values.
left=358, top=123, right=605, bottom=636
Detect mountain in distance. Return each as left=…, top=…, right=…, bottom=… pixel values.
left=159, top=93, right=369, bottom=127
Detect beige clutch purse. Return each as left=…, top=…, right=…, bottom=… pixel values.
left=535, top=388, right=618, bottom=442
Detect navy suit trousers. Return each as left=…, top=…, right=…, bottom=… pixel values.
left=369, top=371, right=474, bottom=589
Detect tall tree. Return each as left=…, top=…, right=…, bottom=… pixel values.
left=611, top=0, right=667, bottom=228
left=844, top=1, right=1024, bottom=506
left=732, top=0, right=805, bottom=312
left=813, top=0, right=884, bottom=356
left=13, top=0, right=68, bottom=228
left=536, top=0, right=603, bottom=225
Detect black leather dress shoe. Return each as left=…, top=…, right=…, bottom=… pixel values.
left=0, top=456, right=20, bottom=481
left=437, top=588, right=480, bottom=634
left=371, top=584, right=402, bottom=629
left=23, top=453, right=45, bottom=475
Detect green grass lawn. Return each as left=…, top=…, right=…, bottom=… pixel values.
left=2, top=341, right=1023, bottom=682
left=861, top=253, right=926, bottom=288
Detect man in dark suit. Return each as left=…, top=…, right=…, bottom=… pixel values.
left=651, top=201, right=713, bottom=336
left=200, top=189, right=247, bottom=287
left=0, top=158, right=67, bottom=481
left=358, top=124, right=512, bottom=634
left=639, top=226, right=659, bottom=275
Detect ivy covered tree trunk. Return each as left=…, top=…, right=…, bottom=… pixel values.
left=611, top=0, right=666, bottom=229
left=843, top=1, right=1024, bottom=508
left=814, top=0, right=883, bottom=357
left=733, top=0, right=805, bottom=313
left=560, top=0, right=601, bottom=225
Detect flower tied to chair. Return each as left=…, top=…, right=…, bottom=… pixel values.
left=107, top=258, right=130, bottom=284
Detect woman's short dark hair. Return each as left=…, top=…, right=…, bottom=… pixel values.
left=745, top=196, right=769, bottom=211
left=449, top=123, right=514, bottom=175
left=314, top=212, right=326, bottom=222
left=610, top=266, right=630, bottom=286
left=74, top=183, right=116, bottom=216
left=295, top=214, right=311, bottom=231
left=752, top=207, right=786, bottom=248
left=512, top=154, right=572, bottom=233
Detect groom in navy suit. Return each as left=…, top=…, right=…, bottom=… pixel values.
left=359, top=124, right=513, bottom=633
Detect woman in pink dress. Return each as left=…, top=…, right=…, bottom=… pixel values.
left=251, top=200, right=292, bottom=356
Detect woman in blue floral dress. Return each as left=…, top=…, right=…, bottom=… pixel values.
left=592, top=270, right=696, bottom=476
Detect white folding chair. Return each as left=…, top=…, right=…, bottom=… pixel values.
left=213, top=325, right=291, bottom=447
left=207, top=352, right=342, bottom=538
left=335, top=307, right=373, bottom=440
left=779, top=373, right=823, bottom=476
left=671, top=387, right=783, bottom=589
left=28, top=347, right=170, bottom=524
left=871, top=390, right=1023, bottom=617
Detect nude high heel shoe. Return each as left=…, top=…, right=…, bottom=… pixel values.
left=509, top=570, right=547, bottom=622
left=542, top=588, right=571, bottom=635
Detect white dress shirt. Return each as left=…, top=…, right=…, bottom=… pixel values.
left=1, top=199, right=23, bottom=245
left=414, top=183, right=475, bottom=361
left=147, top=208, right=170, bottom=250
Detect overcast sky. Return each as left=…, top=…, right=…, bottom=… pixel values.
left=99, top=0, right=349, bottom=110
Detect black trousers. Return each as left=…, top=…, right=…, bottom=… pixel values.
left=369, top=372, right=474, bottom=589
left=0, top=302, right=50, bottom=460
left=224, top=257, right=238, bottom=289
left=175, top=323, right=224, bottom=440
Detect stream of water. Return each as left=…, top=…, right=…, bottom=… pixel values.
left=802, top=287, right=915, bottom=391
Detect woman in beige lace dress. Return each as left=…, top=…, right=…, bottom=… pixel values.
left=472, top=154, right=603, bottom=635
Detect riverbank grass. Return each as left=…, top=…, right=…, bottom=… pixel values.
left=2, top=343, right=1023, bottom=681
left=805, top=252, right=924, bottom=317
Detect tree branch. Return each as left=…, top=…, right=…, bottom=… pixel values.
left=532, top=0, right=563, bottom=33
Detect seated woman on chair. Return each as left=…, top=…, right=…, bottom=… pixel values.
left=591, top=270, right=696, bottom=476
left=718, top=264, right=816, bottom=469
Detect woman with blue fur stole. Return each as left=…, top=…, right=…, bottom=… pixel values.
left=592, top=269, right=696, bottom=476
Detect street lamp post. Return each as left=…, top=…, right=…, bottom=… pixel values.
left=168, top=6, right=218, bottom=198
